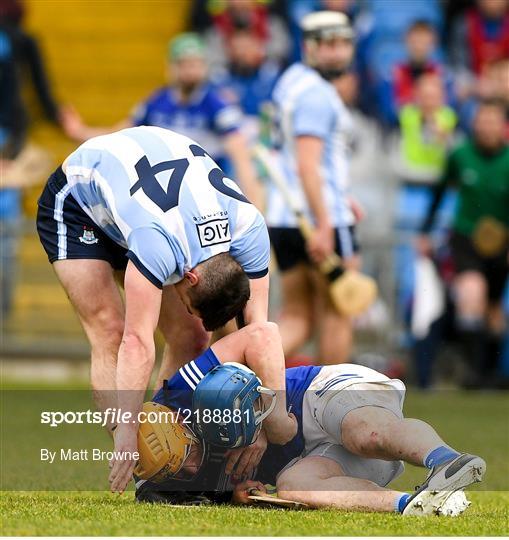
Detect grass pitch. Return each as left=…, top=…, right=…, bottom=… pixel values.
left=1, top=387, right=508, bottom=536
left=2, top=491, right=508, bottom=536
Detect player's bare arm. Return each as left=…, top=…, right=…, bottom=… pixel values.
left=211, top=322, right=297, bottom=446
left=243, top=274, right=269, bottom=324
left=109, top=261, right=162, bottom=493
left=295, top=135, right=334, bottom=263
left=60, top=104, right=133, bottom=142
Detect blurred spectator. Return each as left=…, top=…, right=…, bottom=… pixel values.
left=61, top=33, right=261, bottom=207
left=191, top=0, right=290, bottom=74
left=355, top=0, right=443, bottom=117
left=457, top=57, right=509, bottom=133
left=449, top=0, right=509, bottom=76
left=0, top=0, right=61, bottom=158
left=392, top=74, right=458, bottom=382
left=0, top=0, right=59, bottom=320
left=418, top=99, right=509, bottom=388
left=397, top=74, right=457, bottom=180
left=211, top=27, right=281, bottom=142
left=395, top=73, right=457, bottom=387
left=378, top=20, right=455, bottom=127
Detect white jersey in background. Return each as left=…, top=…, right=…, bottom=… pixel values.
left=62, top=126, right=269, bottom=287
left=265, top=62, right=355, bottom=228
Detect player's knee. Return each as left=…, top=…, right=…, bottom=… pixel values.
left=363, top=429, right=386, bottom=455
left=342, top=415, right=392, bottom=456
left=345, top=427, right=378, bottom=455
left=454, top=272, right=487, bottom=314
left=247, top=321, right=279, bottom=346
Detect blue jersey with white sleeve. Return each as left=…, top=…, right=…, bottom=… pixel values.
left=152, top=349, right=322, bottom=485
left=131, top=84, right=243, bottom=169
left=265, top=63, right=355, bottom=228
left=63, top=126, right=269, bottom=288
left=152, top=355, right=400, bottom=487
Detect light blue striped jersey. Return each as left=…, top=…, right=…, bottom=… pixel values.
left=265, top=63, right=354, bottom=228
left=62, top=126, right=269, bottom=287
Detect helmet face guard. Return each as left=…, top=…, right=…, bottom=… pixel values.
left=135, top=402, right=205, bottom=483
left=192, top=363, right=276, bottom=448
left=303, top=26, right=354, bottom=42
left=301, top=11, right=354, bottom=42
left=170, top=424, right=206, bottom=482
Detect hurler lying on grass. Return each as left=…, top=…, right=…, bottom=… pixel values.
left=130, top=322, right=485, bottom=516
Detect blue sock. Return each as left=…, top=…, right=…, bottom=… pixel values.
left=395, top=493, right=411, bottom=513
left=423, top=445, right=460, bottom=468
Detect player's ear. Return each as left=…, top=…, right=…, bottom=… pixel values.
left=184, top=270, right=199, bottom=287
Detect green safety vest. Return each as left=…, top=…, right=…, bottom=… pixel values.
left=399, top=105, right=457, bottom=172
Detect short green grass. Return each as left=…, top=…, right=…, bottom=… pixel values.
left=1, top=491, right=508, bottom=536
left=1, top=384, right=508, bottom=536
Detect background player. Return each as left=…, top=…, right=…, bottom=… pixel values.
left=266, top=11, right=362, bottom=365
left=36, top=126, right=296, bottom=494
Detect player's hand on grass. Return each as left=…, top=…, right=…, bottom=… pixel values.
left=232, top=480, right=267, bottom=505
left=306, top=222, right=334, bottom=264
left=225, top=429, right=268, bottom=481
left=108, top=424, right=138, bottom=494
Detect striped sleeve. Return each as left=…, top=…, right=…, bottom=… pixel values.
left=176, top=348, right=221, bottom=390
left=151, top=348, right=221, bottom=411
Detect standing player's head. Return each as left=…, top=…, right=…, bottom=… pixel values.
left=174, top=253, right=250, bottom=331
left=167, top=33, right=207, bottom=95
left=301, top=11, right=355, bottom=81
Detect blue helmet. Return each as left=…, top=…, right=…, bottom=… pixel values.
left=192, top=363, right=276, bottom=448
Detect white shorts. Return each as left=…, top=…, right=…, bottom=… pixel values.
left=285, top=365, right=407, bottom=487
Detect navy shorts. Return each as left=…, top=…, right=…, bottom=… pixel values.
left=449, top=231, right=508, bottom=301
left=268, top=226, right=359, bottom=272
left=37, top=166, right=128, bottom=270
